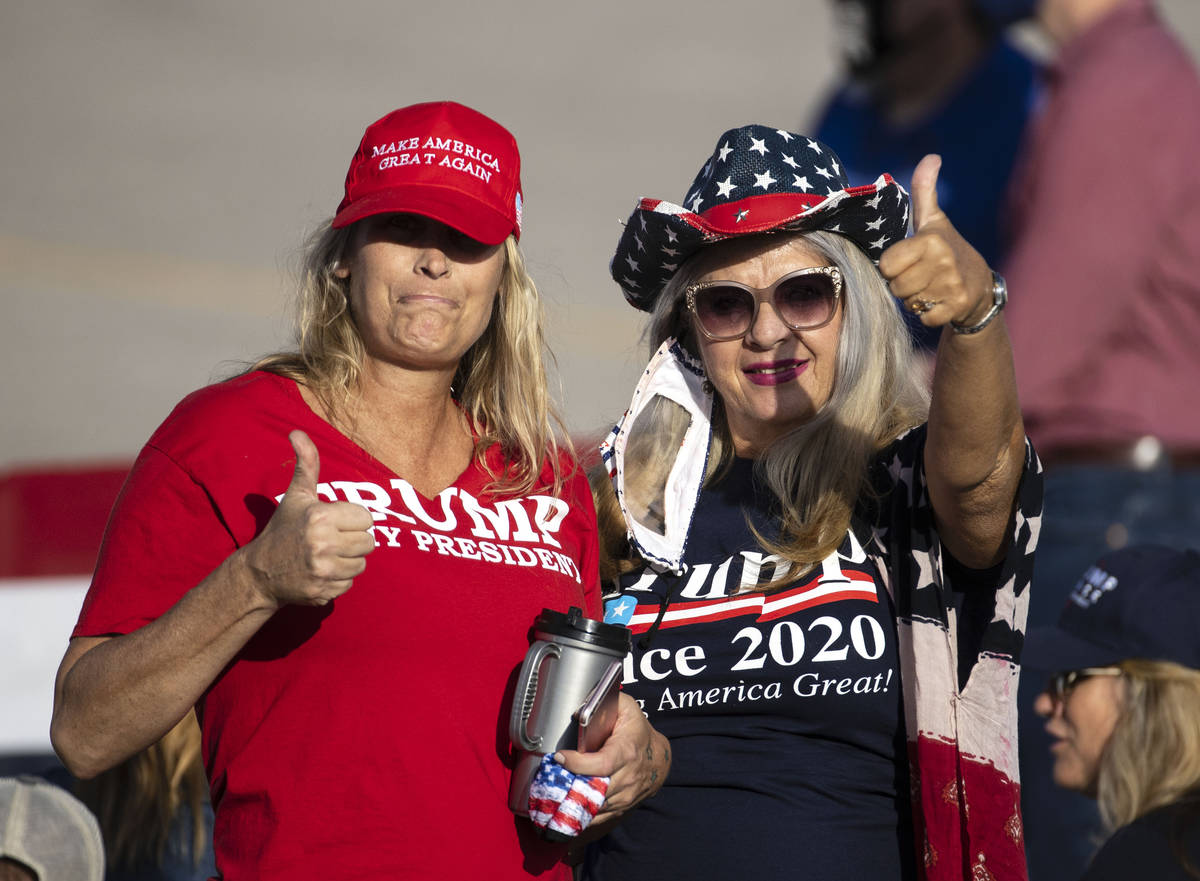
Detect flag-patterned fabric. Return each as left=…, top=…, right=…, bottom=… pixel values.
left=528, top=754, right=609, bottom=841
left=611, top=125, right=910, bottom=311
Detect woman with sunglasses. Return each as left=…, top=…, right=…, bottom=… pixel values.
left=1025, top=545, right=1200, bottom=881
left=575, top=126, right=1042, bottom=881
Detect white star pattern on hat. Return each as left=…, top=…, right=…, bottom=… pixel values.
left=815, top=166, right=833, bottom=180
left=793, top=175, right=811, bottom=191
left=717, top=142, right=733, bottom=162
left=776, top=130, right=794, bottom=141
left=735, top=210, right=749, bottom=222
left=749, top=137, right=768, bottom=156
left=865, top=216, right=884, bottom=231
left=634, top=234, right=645, bottom=251
left=870, top=235, right=888, bottom=250
left=807, top=138, right=822, bottom=154
left=754, top=170, right=777, bottom=190
left=715, top=177, right=737, bottom=198
left=665, top=228, right=678, bottom=243
left=867, top=193, right=883, bottom=209
left=782, top=154, right=799, bottom=169
left=689, top=192, right=704, bottom=212
left=662, top=246, right=679, bottom=256
left=625, top=255, right=640, bottom=271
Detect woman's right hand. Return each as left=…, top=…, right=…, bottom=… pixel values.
left=556, top=693, right=670, bottom=828
left=53, top=428, right=375, bottom=778
left=241, top=430, right=376, bottom=608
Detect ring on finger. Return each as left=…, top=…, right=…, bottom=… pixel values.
left=908, top=297, right=938, bottom=315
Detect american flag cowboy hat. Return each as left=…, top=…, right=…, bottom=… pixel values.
left=611, top=124, right=910, bottom=311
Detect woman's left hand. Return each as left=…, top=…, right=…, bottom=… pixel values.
left=879, top=153, right=1026, bottom=569
left=878, top=154, right=994, bottom=329
left=555, top=692, right=670, bottom=826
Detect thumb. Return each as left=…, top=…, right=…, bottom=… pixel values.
left=284, top=429, right=320, bottom=501
left=910, top=153, right=943, bottom=231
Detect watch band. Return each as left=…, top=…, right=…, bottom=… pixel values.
left=951, top=270, right=1007, bottom=335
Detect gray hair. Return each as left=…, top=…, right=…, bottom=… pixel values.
left=642, top=230, right=930, bottom=581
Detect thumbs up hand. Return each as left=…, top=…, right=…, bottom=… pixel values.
left=241, top=430, right=376, bottom=609
left=878, top=154, right=994, bottom=330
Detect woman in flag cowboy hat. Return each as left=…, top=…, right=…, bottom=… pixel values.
left=580, top=125, right=1042, bottom=881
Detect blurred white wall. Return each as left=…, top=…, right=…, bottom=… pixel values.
left=3, top=0, right=1199, bottom=467
left=0, top=578, right=88, bottom=752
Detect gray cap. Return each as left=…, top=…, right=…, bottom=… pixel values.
left=0, top=776, right=104, bottom=881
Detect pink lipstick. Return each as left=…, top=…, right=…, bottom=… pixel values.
left=744, top=359, right=806, bottom=386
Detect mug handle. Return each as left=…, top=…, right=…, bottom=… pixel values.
left=509, top=641, right=561, bottom=752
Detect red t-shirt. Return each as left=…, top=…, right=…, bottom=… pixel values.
left=74, top=371, right=601, bottom=880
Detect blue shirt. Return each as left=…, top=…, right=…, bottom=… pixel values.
left=583, top=458, right=914, bottom=881
left=814, top=39, right=1040, bottom=349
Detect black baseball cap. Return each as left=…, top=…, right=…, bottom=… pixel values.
left=1023, top=545, right=1200, bottom=672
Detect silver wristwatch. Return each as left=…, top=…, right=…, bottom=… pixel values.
left=951, top=271, right=1007, bottom=335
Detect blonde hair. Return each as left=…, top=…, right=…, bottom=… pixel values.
left=1097, top=660, right=1200, bottom=836
left=77, top=711, right=207, bottom=872
left=590, top=460, right=632, bottom=583
left=253, top=221, right=570, bottom=496
left=599, top=230, right=928, bottom=586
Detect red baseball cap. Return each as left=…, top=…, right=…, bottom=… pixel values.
left=333, top=101, right=523, bottom=244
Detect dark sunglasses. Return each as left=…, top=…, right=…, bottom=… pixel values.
left=685, top=266, right=843, bottom=342
left=1046, top=666, right=1123, bottom=703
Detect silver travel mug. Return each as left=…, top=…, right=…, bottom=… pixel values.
left=507, top=606, right=631, bottom=816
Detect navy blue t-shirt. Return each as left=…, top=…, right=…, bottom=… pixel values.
left=582, top=458, right=915, bottom=881
left=1080, top=798, right=1200, bottom=881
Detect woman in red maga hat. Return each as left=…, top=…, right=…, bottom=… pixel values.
left=50, top=101, right=667, bottom=881
left=584, top=125, right=1042, bottom=880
